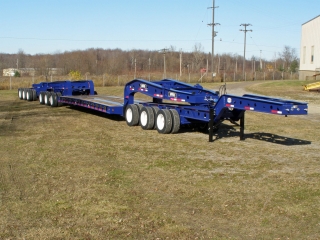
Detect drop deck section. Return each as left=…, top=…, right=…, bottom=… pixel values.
left=17, top=78, right=308, bottom=142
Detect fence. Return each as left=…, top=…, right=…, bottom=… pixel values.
left=0, top=71, right=300, bottom=90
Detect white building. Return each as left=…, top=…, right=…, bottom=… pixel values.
left=3, top=68, right=17, bottom=77
left=299, top=15, right=320, bottom=80
left=2, top=68, right=62, bottom=77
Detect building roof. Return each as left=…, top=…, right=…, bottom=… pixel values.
left=302, top=15, right=320, bottom=26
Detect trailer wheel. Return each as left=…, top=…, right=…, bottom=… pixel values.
left=56, top=92, right=63, bottom=107
left=22, top=88, right=27, bottom=100
left=18, top=88, right=23, bottom=99
left=140, top=107, right=155, bottom=130
left=151, top=106, right=160, bottom=129
left=135, top=104, right=143, bottom=114
left=20, top=88, right=25, bottom=100
left=125, top=104, right=139, bottom=126
left=169, top=109, right=180, bottom=134
left=156, top=109, right=172, bottom=134
left=44, top=92, right=48, bottom=105
left=39, top=92, right=45, bottom=104
left=26, top=89, right=30, bottom=101
left=44, top=92, right=51, bottom=106
left=32, top=89, right=37, bottom=101
left=26, top=89, right=33, bottom=101
left=50, top=93, right=58, bottom=107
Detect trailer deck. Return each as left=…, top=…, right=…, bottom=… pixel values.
left=59, top=95, right=129, bottom=115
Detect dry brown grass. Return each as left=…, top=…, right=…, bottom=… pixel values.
left=1, top=80, right=320, bottom=239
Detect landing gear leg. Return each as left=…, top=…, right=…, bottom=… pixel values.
left=209, top=108, right=214, bottom=142
left=240, top=112, right=245, bottom=141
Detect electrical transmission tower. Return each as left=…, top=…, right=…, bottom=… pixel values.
left=207, top=0, right=219, bottom=78
left=240, top=23, right=252, bottom=80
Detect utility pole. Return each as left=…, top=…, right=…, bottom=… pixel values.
left=148, top=57, right=151, bottom=80
left=240, top=23, right=252, bottom=80
left=260, top=50, right=262, bottom=70
left=160, top=48, right=169, bottom=79
left=180, top=49, right=182, bottom=77
left=208, top=0, right=219, bottom=79
left=134, top=58, right=137, bottom=79
left=235, top=54, right=238, bottom=73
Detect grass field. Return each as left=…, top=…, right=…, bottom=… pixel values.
left=1, top=80, right=320, bottom=239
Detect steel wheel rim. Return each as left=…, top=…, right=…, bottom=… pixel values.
left=140, top=111, right=148, bottom=126
left=126, top=108, right=133, bottom=123
left=157, top=114, right=165, bottom=130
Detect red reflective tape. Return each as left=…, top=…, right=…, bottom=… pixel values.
left=245, top=106, right=254, bottom=110
left=271, top=110, right=282, bottom=114
left=170, top=98, right=185, bottom=102
left=226, top=104, right=234, bottom=107
left=138, top=88, right=148, bottom=92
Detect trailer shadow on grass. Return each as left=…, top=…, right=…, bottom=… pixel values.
left=212, top=124, right=311, bottom=146
left=63, top=106, right=311, bottom=146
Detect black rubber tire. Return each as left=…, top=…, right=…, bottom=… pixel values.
left=22, top=88, right=27, bottom=100
left=32, top=89, right=37, bottom=101
left=156, top=109, right=173, bottom=134
left=26, top=89, right=33, bottom=101
left=169, top=109, right=180, bottom=134
left=151, top=106, right=160, bottom=129
left=26, top=89, right=30, bottom=101
left=18, top=88, right=23, bottom=99
left=140, top=106, right=155, bottom=130
left=44, top=91, right=51, bottom=106
left=20, top=88, right=24, bottom=100
left=39, top=92, right=45, bottom=104
left=50, top=93, right=58, bottom=107
left=125, top=104, right=139, bottom=126
left=135, top=104, right=143, bottom=115
left=56, top=92, right=63, bottom=107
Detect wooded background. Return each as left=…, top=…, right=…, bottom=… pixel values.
left=0, top=45, right=299, bottom=86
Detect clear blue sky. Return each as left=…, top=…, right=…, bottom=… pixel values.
left=0, top=0, right=318, bottom=60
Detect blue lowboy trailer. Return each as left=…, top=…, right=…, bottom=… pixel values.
left=18, top=79, right=308, bottom=142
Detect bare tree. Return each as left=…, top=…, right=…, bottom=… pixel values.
left=279, top=46, right=297, bottom=71
left=17, top=49, right=26, bottom=69
left=193, top=43, right=205, bottom=71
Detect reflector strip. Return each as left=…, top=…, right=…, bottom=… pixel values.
left=271, top=110, right=282, bottom=114
left=226, top=104, right=234, bottom=107
left=170, top=98, right=185, bottom=102
left=245, top=106, right=254, bottom=110
left=153, top=94, right=163, bottom=98
left=138, top=88, right=148, bottom=92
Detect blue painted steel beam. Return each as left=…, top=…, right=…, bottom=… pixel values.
left=32, top=80, right=95, bottom=97
left=124, top=79, right=219, bottom=107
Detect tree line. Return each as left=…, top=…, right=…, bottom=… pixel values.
left=0, top=45, right=299, bottom=80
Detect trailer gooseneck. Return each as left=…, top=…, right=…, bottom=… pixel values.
left=18, top=79, right=308, bottom=142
